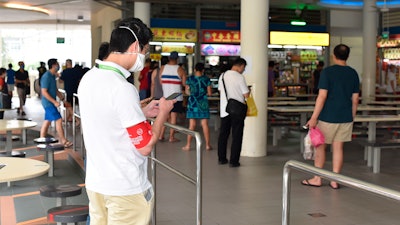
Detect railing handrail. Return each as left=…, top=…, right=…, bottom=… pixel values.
left=58, top=89, right=67, bottom=136
left=282, top=160, right=400, bottom=225
left=148, top=117, right=203, bottom=225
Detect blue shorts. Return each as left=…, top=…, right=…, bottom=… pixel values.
left=44, top=105, right=62, bottom=121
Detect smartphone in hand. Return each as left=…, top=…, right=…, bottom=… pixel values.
left=166, top=92, right=182, bottom=100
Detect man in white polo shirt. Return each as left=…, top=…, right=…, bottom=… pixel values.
left=78, top=17, right=175, bottom=225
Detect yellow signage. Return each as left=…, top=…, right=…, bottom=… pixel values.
left=162, top=45, right=194, bottom=54
left=270, top=31, right=329, bottom=46
left=151, top=28, right=197, bottom=42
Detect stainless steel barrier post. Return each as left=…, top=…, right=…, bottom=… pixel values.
left=282, top=160, right=400, bottom=225
left=72, top=93, right=83, bottom=154
left=148, top=118, right=202, bottom=225
left=58, top=89, right=67, bottom=136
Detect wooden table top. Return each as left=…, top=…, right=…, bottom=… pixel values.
left=267, top=105, right=399, bottom=113
left=0, top=120, right=37, bottom=132
left=0, top=157, right=49, bottom=183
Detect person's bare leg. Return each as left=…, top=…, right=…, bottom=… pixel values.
left=201, top=119, right=212, bottom=150
left=40, top=120, right=51, bottom=138
left=183, top=119, right=196, bottom=150
left=330, top=141, right=344, bottom=188
left=302, top=144, right=326, bottom=186
left=159, top=114, right=170, bottom=141
left=169, top=112, right=178, bottom=141
left=55, top=118, right=67, bottom=144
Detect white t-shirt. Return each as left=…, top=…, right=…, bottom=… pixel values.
left=218, top=70, right=249, bottom=118
left=78, top=59, right=151, bottom=196
left=386, top=70, right=397, bottom=93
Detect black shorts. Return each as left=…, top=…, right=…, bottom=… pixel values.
left=171, top=101, right=184, bottom=113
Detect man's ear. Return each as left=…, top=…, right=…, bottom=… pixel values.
left=127, top=41, right=139, bottom=52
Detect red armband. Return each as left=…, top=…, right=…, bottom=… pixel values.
left=126, top=121, right=153, bottom=149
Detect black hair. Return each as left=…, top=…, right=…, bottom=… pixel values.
left=8, top=63, right=12, bottom=69
left=109, top=17, right=153, bottom=53
left=333, top=44, right=350, bottom=61
left=0, top=68, right=6, bottom=75
left=161, top=56, right=169, bottom=66
left=317, top=61, right=324, bottom=67
left=268, top=60, right=275, bottom=68
left=195, top=62, right=205, bottom=72
left=232, top=57, right=247, bottom=67
left=98, top=42, right=110, bottom=60
left=48, top=58, right=58, bottom=69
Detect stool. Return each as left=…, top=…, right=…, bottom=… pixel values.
left=0, top=135, right=20, bottom=142
left=48, top=205, right=88, bottom=225
left=40, top=184, right=82, bottom=206
left=37, top=143, right=64, bottom=177
left=34, top=137, right=58, bottom=144
left=0, top=150, right=26, bottom=158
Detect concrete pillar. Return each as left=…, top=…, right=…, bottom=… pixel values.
left=362, top=0, right=377, bottom=103
left=133, top=2, right=151, bottom=90
left=241, top=0, right=268, bottom=157
left=134, top=2, right=151, bottom=26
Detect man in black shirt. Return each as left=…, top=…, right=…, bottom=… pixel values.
left=15, top=61, right=30, bottom=115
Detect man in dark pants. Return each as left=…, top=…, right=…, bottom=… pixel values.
left=217, top=58, right=249, bottom=167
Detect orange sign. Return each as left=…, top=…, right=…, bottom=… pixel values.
left=202, top=30, right=240, bottom=43
left=151, top=28, right=197, bottom=42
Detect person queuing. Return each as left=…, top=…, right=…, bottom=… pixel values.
left=78, top=17, right=175, bottom=225
left=217, top=58, right=249, bottom=168
left=159, top=51, right=187, bottom=142
left=182, top=62, right=213, bottom=151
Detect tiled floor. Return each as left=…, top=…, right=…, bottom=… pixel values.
left=1, top=95, right=400, bottom=225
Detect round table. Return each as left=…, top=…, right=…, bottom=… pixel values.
left=0, top=120, right=37, bottom=153
left=0, top=157, right=49, bottom=187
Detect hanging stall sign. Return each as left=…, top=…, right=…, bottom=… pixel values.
left=201, top=44, right=240, bottom=56
left=151, top=28, right=197, bottom=42
left=162, top=45, right=194, bottom=54
left=202, top=30, right=240, bottom=43
left=270, top=31, right=329, bottom=46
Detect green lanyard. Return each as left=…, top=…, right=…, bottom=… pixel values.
left=96, top=64, right=125, bottom=78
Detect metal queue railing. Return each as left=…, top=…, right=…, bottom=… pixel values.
left=57, top=89, right=67, bottom=136
left=71, top=95, right=203, bottom=225
left=282, top=160, right=400, bottom=225
left=147, top=118, right=203, bottom=225
left=72, top=93, right=84, bottom=156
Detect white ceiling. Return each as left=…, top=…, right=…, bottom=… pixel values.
left=0, top=0, right=318, bottom=24
left=0, top=0, right=396, bottom=24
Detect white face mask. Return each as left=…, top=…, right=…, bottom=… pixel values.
left=129, top=52, right=145, bottom=72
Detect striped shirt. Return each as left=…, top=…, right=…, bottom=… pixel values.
left=161, top=64, right=183, bottom=101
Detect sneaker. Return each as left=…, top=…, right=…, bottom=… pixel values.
left=17, top=109, right=20, bottom=114
left=21, top=111, right=26, bottom=116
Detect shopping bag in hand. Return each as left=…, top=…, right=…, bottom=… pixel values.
left=309, top=127, right=325, bottom=147
left=303, top=132, right=314, bottom=160
left=246, top=93, right=258, bottom=117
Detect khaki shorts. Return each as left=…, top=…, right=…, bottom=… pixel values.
left=87, top=188, right=154, bottom=225
left=317, top=121, right=353, bottom=144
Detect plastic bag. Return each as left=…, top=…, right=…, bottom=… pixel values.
left=246, top=93, right=258, bottom=117
left=309, top=127, right=325, bottom=147
left=303, top=132, right=314, bottom=160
